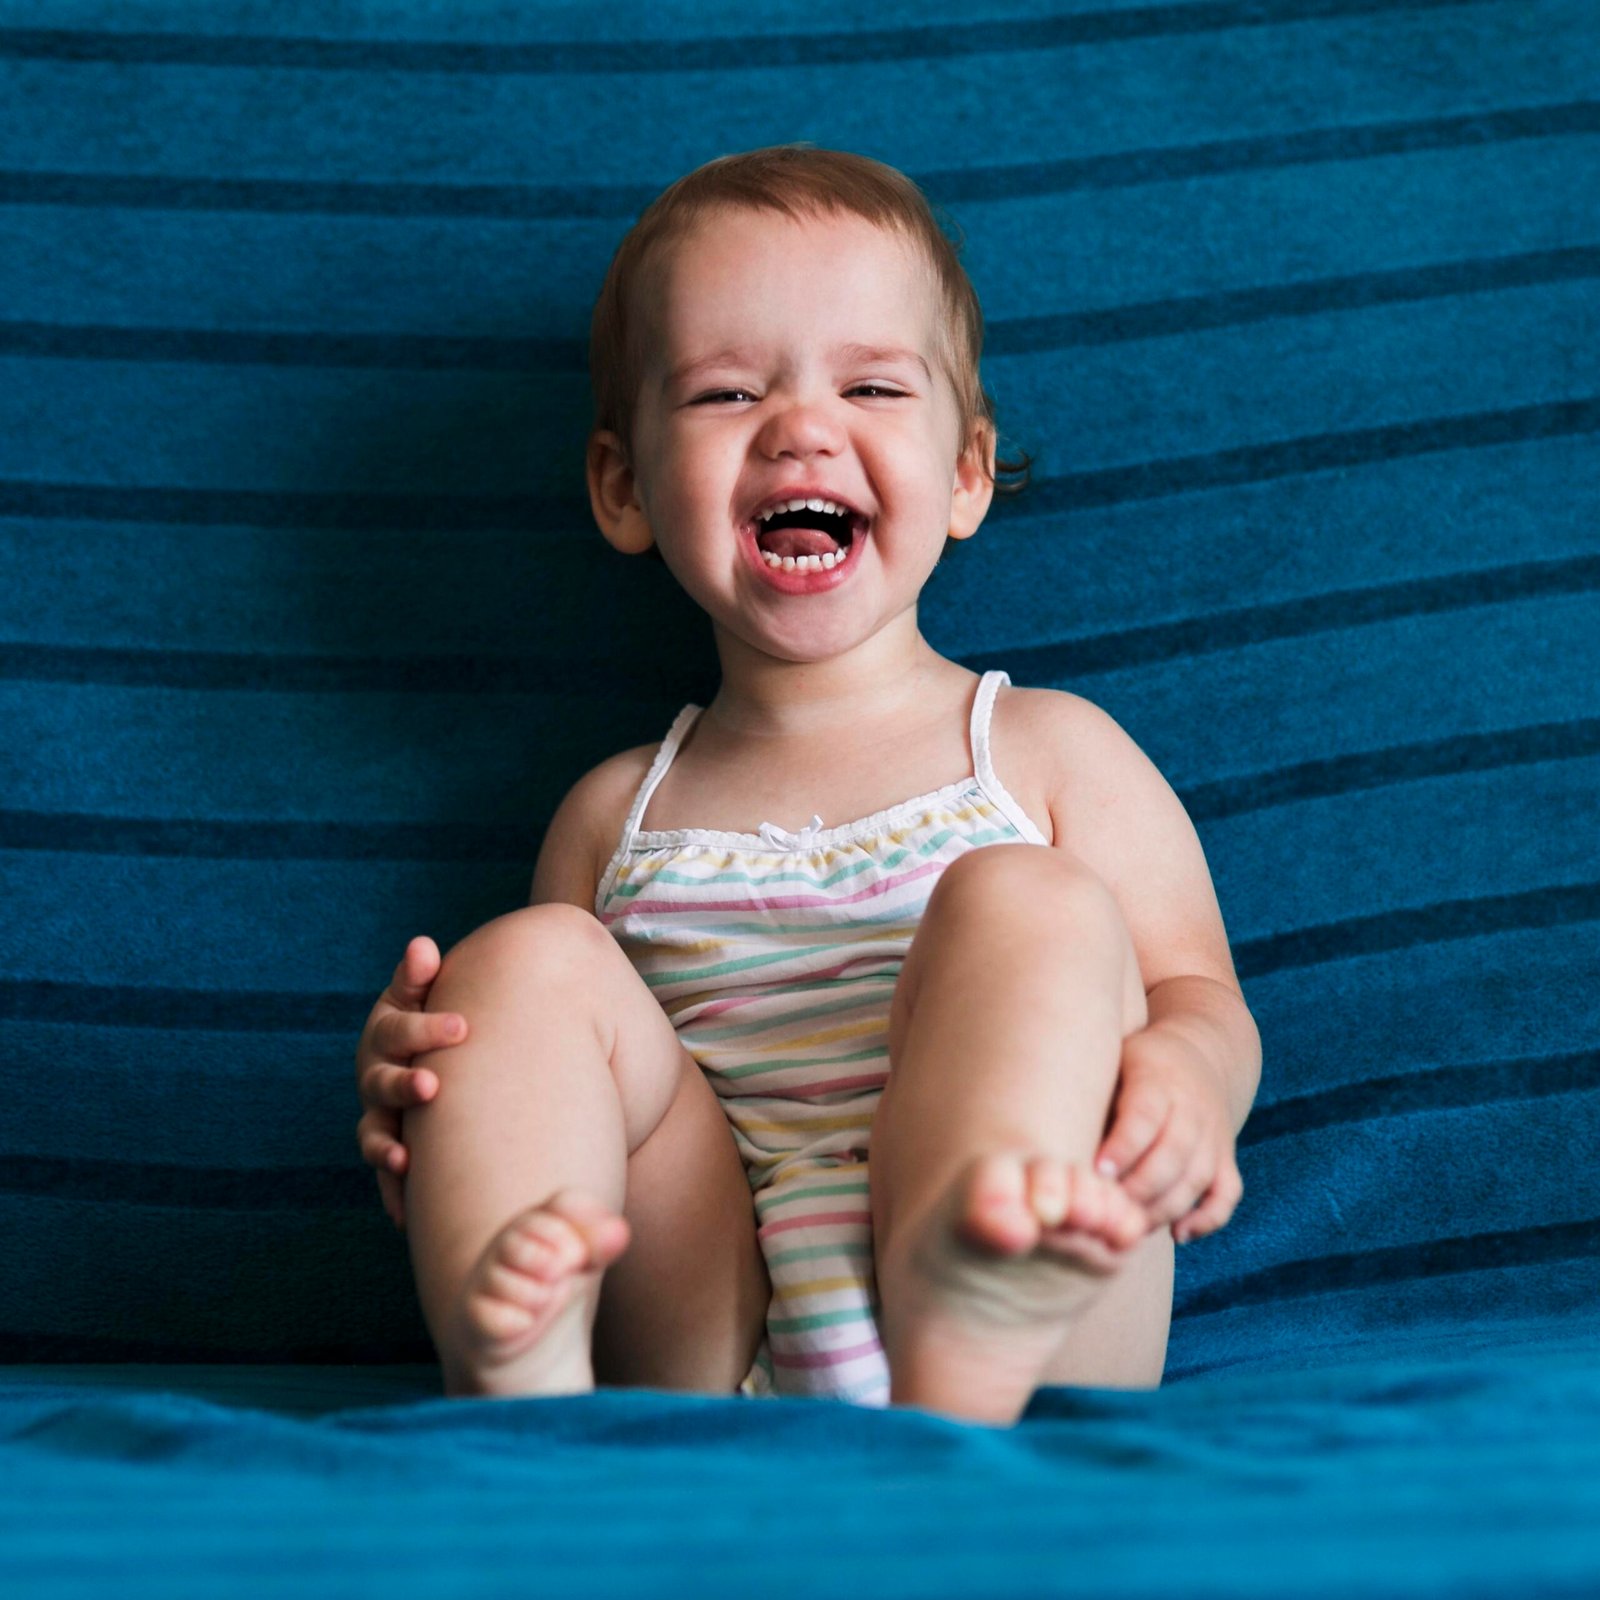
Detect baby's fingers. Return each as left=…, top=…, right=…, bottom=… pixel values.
left=356, top=1109, right=409, bottom=1230
left=1173, top=1162, right=1246, bottom=1245
left=372, top=1008, right=466, bottom=1071
left=357, top=1106, right=408, bottom=1173
left=386, top=935, right=443, bottom=1009
left=360, top=1060, right=443, bottom=1115
left=356, top=970, right=465, bottom=1088
left=377, top=1167, right=405, bottom=1232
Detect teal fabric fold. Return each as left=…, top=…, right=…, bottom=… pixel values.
left=5, top=1333, right=1600, bottom=1596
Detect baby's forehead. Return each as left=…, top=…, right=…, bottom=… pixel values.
left=641, top=206, right=944, bottom=347
left=673, top=205, right=923, bottom=277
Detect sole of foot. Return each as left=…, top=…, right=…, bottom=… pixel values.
left=446, top=1185, right=631, bottom=1397
left=899, top=1150, right=1152, bottom=1331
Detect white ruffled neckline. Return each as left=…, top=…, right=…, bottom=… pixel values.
left=628, top=775, right=984, bottom=853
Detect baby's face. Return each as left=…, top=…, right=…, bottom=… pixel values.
left=591, top=206, right=993, bottom=664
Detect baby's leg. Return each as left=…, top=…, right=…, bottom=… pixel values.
left=403, top=903, right=768, bottom=1399
left=868, top=844, right=1173, bottom=1425
left=590, top=1044, right=771, bottom=1394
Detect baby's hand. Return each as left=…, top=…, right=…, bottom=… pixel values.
left=354, top=935, right=468, bottom=1232
left=1094, top=1025, right=1244, bottom=1246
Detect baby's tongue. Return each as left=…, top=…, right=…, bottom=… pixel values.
left=756, top=525, right=841, bottom=559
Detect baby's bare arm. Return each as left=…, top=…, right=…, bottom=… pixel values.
left=1038, top=692, right=1258, bottom=1081
left=1035, top=690, right=1260, bottom=1239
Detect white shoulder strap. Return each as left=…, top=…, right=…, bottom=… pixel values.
left=593, top=702, right=702, bottom=919
left=624, top=702, right=701, bottom=843
left=969, top=669, right=1010, bottom=788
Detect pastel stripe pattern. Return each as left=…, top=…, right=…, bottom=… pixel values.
left=595, top=669, right=1049, bottom=1404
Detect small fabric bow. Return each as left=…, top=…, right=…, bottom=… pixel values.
left=758, top=813, right=827, bottom=849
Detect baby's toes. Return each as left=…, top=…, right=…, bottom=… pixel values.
left=469, top=1211, right=589, bottom=1326
left=1052, top=1165, right=1141, bottom=1248
left=497, top=1211, right=587, bottom=1281
left=1095, top=1175, right=1152, bottom=1249
left=470, top=1261, right=560, bottom=1334
left=1025, top=1155, right=1071, bottom=1228
left=448, top=1190, right=630, bottom=1392
left=468, top=1284, right=543, bottom=1343
left=476, top=1254, right=564, bottom=1330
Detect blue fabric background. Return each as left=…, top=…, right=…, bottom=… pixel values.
left=1, top=0, right=1596, bottom=1593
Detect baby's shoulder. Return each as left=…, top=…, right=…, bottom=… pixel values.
left=994, top=684, right=1167, bottom=851
left=580, top=738, right=663, bottom=792
left=532, top=739, right=661, bottom=911
left=575, top=735, right=661, bottom=824
left=994, top=682, right=1112, bottom=784
left=996, top=682, right=1087, bottom=736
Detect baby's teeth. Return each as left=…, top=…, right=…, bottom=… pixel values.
left=757, top=496, right=850, bottom=521
left=758, top=547, right=847, bottom=572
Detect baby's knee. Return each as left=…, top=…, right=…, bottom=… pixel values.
left=427, top=903, right=610, bottom=1009
left=937, top=842, right=1122, bottom=934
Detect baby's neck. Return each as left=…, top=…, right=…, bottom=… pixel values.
left=706, top=622, right=949, bottom=741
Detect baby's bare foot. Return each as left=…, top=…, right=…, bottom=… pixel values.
left=881, top=1152, right=1150, bottom=1422
left=957, top=1151, right=1148, bottom=1282
left=444, top=1186, right=630, bottom=1398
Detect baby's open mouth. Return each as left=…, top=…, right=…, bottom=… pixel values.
left=746, top=497, right=868, bottom=572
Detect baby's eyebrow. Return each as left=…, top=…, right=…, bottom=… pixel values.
left=662, top=342, right=931, bottom=392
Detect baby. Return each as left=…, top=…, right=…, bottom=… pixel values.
left=353, top=144, right=1261, bottom=1428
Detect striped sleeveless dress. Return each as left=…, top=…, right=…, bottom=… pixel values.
left=593, top=668, right=1050, bottom=1405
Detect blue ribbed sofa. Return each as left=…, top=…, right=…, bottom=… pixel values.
left=4, top=3, right=1597, bottom=1594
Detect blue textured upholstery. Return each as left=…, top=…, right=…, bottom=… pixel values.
left=2, top=2, right=1596, bottom=1592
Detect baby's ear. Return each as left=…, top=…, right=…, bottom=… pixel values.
left=948, top=419, right=997, bottom=542
left=587, top=430, right=655, bottom=554
left=975, top=417, right=999, bottom=479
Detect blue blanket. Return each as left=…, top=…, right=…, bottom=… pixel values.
left=5, top=1324, right=1600, bottom=1595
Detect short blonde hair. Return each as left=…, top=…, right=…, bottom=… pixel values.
left=588, top=143, right=1032, bottom=494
